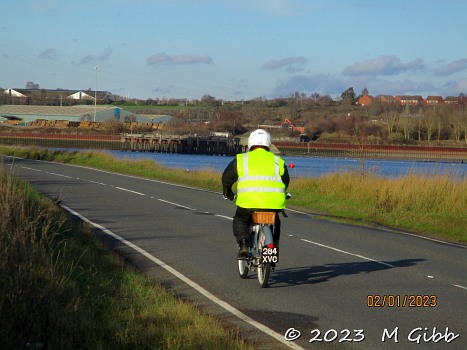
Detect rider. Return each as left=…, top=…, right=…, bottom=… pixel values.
left=222, top=129, right=290, bottom=259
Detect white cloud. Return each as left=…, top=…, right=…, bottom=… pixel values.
left=147, top=53, right=213, bottom=65
left=38, top=48, right=59, bottom=59
left=342, top=55, right=425, bottom=77
left=435, top=58, right=467, bottom=76
left=272, top=74, right=345, bottom=97
left=261, top=57, right=308, bottom=70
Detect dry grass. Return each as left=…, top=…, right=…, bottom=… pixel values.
left=289, top=172, right=467, bottom=242
left=0, top=163, right=253, bottom=349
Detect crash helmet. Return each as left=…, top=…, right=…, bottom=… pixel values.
left=247, top=129, right=272, bottom=151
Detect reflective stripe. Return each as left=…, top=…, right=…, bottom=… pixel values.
left=273, top=155, right=280, bottom=177
left=237, top=187, right=285, bottom=193
left=238, top=175, right=283, bottom=182
left=242, top=153, right=249, bottom=176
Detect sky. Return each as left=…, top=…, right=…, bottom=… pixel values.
left=1, top=0, right=467, bottom=101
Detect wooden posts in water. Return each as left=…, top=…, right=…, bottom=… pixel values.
left=121, top=133, right=245, bottom=155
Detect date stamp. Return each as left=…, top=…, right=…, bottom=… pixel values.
left=367, top=294, right=437, bottom=307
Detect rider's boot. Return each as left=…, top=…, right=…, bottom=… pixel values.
left=237, top=239, right=249, bottom=259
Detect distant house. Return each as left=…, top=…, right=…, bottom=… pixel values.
left=444, top=96, right=459, bottom=104
left=358, top=95, right=374, bottom=106
left=425, top=96, right=444, bottom=104
left=395, top=95, right=425, bottom=105
left=375, top=95, right=396, bottom=104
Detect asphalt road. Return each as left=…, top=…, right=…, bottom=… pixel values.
left=2, top=156, right=466, bottom=350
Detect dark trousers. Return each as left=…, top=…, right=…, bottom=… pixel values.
left=233, top=207, right=281, bottom=244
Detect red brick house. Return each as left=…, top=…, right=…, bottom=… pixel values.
left=425, top=96, right=444, bottom=104
left=395, top=95, right=425, bottom=105
left=357, top=95, right=374, bottom=106
left=375, top=95, right=396, bottom=104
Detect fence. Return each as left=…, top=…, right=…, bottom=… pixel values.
left=1, top=132, right=466, bottom=161
left=274, top=142, right=467, bottom=162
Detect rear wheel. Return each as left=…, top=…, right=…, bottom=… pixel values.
left=257, top=261, right=270, bottom=287
left=238, top=258, right=249, bottom=278
left=257, top=229, right=271, bottom=287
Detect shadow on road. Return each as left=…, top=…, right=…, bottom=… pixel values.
left=268, top=258, right=425, bottom=287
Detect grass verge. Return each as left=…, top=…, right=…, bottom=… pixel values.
left=0, top=162, right=252, bottom=349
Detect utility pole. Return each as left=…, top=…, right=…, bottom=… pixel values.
left=94, top=66, right=99, bottom=122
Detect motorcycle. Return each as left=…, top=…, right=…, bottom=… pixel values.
left=237, top=193, right=290, bottom=288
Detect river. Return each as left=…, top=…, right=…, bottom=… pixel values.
left=103, top=150, right=467, bottom=179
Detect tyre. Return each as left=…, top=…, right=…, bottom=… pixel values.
left=257, top=261, right=270, bottom=287
left=238, top=258, right=249, bottom=278
left=257, top=229, right=270, bottom=287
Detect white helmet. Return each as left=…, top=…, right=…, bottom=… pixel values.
left=248, top=129, right=272, bottom=150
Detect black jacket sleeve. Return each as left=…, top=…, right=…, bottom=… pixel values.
left=221, top=158, right=238, bottom=199
left=281, top=165, right=290, bottom=190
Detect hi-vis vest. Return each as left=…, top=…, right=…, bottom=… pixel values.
left=236, top=148, right=286, bottom=209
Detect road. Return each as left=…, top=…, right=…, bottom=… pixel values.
left=2, top=156, right=466, bottom=350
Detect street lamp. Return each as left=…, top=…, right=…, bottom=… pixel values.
left=94, top=66, right=99, bottom=122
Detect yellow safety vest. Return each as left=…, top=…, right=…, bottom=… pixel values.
left=236, top=148, right=286, bottom=209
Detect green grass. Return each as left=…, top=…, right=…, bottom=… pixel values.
left=0, top=163, right=253, bottom=349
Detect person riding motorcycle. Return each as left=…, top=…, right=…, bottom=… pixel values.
left=222, top=129, right=290, bottom=259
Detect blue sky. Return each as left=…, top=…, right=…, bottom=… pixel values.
left=1, top=0, right=466, bottom=101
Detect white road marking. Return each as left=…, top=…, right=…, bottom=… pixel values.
left=453, top=284, right=467, bottom=290
left=300, top=238, right=395, bottom=268
left=215, top=214, right=233, bottom=220
left=115, top=187, right=145, bottom=196
left=48, top=172, right=72, bottom=178
left=157, top=198, right=196, bottom=210
left=21, top=166, right=42, bottom=172
left=60, top=204, right=305, bottom=350
left=88, top=180, right=106, bottom=185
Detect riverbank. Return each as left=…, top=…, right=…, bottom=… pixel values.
left=1, top=131, right=467, bottom=161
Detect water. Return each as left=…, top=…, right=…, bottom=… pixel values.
left=104, top=150, right=467, bottom=179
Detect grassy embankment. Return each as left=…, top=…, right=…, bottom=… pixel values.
left=0, top=156, right=253, bottom=349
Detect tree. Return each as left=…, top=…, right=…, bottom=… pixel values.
left=398, top=105, right=413, bottom=141
left=383, top=110, right=398, bottom=139
left=424, top=109, right=436, bottom=142
left=341, top=87, right=356, bottom=105
left=26, top=81, right=40, bottom=89
left=201, top=94, right=216, bottom=106
left=361, top=87, right=369, bottom=96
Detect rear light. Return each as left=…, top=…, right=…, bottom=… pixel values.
left=267, top=243, right=274, bottom=248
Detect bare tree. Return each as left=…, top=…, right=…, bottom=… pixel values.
left=383, top=110, right=398, bottom=139
left=424, top=109, right=437, bottom=142
left=449, top=110, right=463, bottom=142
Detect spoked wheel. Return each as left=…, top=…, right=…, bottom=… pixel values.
left=238, top=258, right=249, bottom=279
left=257, top=261, right=271, bottom=288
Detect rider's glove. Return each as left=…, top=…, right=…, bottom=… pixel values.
left=223, top=192, right=235, bottom=201
left=223, top=185, right=235, bottom=201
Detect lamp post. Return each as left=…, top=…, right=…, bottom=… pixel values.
left=94, top=66, right=99, bottom=122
